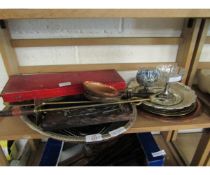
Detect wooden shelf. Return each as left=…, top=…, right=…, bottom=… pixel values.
left=128, top=111, right=210, bottom=134
left=0, top=111, right=210, bottom=141
left=11, top=37, right=181, bottom=47
left=1, top=9, right=210, bottom=19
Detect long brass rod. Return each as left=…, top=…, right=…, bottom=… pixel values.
left=36, top=98, right=150, bottom=113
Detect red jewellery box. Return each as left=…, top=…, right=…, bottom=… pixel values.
left=1, top=69, right=126, bottom=103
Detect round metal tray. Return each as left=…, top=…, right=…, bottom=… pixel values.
left=21, top=103, right=137, bottom=143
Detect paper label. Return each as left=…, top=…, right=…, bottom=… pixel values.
left=152, top=150, right=166, bottom=157
left=85, top=134, right=103, bottom=142
left=168, top=76, right=182, bottom=83
left=58, top=82, right=71, bottom=87
left=109, top=127, right=126, bottom=137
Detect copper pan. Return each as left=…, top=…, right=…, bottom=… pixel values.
left=83, top=81, right=119, bottom=97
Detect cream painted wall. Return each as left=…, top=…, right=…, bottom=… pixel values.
left=200, top=44, right=210, bottom=61
left=9, top=19, right=183, bottom=38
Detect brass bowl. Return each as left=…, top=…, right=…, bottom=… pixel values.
left=83, top=81, right=119, bottom=97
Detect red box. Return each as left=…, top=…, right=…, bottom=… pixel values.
left=1, top=70, right=126, bottom=103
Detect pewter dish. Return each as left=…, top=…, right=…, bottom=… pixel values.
left=141, top=102, right=196, bottom=117
left=139, top=100, right=202, bottom=122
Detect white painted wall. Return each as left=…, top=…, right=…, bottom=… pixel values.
left=16, top=45, right=178, bottom=66
left=9, top=18, right=183, bottom=38
left=200, top=44, right=210, bottom=61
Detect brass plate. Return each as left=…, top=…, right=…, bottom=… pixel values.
left=150, top=89, right=183, bottom=106
left=128, top=79, right=197, bottom=110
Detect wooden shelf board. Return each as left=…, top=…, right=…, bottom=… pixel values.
left=198, top=62, right=210, bottom=69
left=18, top=62, right=175, bottom=73
left=11, top=37, right=181, bottom=47
left=0, top=111, right=210, bottom=140
left=127, top=111, right=210, bottom=134
left=205, top=36, right=210, bottom=44
left=1, top=9, right=210, bottom=19
left=0, top=117, right=45, bottom=140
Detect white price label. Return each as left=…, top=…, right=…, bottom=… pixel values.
left=168, top=76, right=182, bottom=83
left=59, top=82, right=71, bottom=87
left=109, top=127, right=126, bottom=137
left=152, top=150, right=166, bottom=157
left=85, top=134, right=103, bottom=142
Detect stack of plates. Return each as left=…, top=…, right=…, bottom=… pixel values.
left=128, top=79, right=198, bottom=119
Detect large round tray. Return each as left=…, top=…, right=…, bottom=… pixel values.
left=21, top=103, right=137, bottom=143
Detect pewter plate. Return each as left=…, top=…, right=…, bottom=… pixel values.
left=141, top=102, right=196, bottom=117
left=140, top=100, right=201, bottom=122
